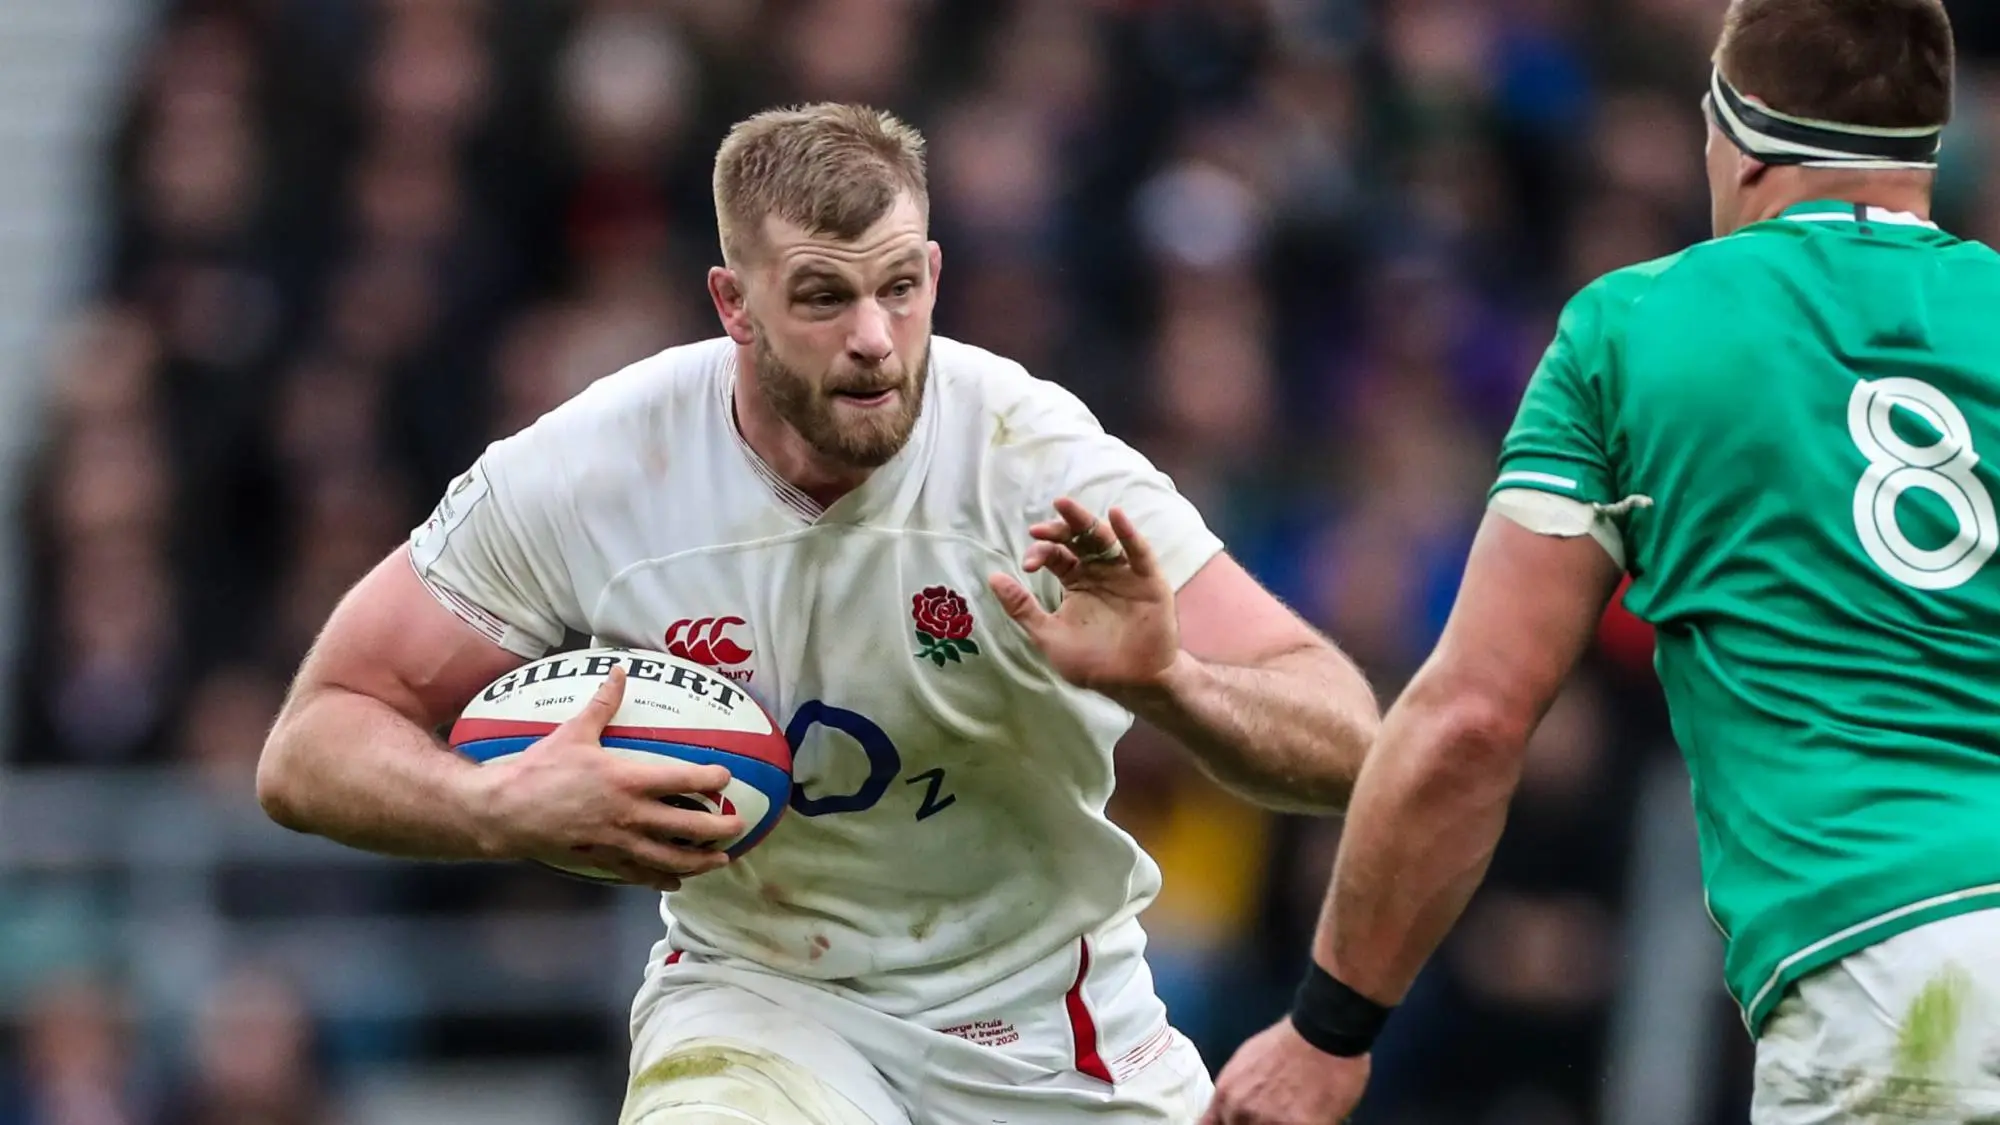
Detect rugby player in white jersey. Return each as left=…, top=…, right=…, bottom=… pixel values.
left=255, top=104, right=1379, bottom=1125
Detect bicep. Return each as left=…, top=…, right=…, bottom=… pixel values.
left=292, top=546, right=525, bottom=730
left=1417, top=512, right=1624, bottom=734
left=1175, top=553, right=1325, bottom=666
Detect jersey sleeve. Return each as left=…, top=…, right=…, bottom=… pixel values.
left=1014, top=383, right=1225, bottom=591
left=1493, top=282, right=1621, bottom=507
left=407, top=425, right=587, bottom=659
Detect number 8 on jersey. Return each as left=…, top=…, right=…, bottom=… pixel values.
left=1847, top=376, right=1999, bottom=591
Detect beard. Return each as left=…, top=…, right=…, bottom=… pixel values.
left=751, top=330, right=930, bottom=469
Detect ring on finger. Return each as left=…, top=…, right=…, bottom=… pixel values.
left=1071, top=536, right=1125, bottom=565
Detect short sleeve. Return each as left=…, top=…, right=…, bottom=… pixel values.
left=408, top=428, right=586, bottom=659
left=1014, top=384, right=1225, bottom=591
left=1493, top=283, right=1620, bottom=507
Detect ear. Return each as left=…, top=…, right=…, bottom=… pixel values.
left=1736, top=150, right=1769, bottom=190
left=927, top=240, right=943, bottom=288
left=708, top=266, right=755, bottom=347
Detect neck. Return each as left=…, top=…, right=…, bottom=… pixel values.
left=731, top=348, right=871, bottom=509
left=1744, top=168, right=1934, bottom=227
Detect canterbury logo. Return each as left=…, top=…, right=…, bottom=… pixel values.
left=665, top=617, right=753, bottom=669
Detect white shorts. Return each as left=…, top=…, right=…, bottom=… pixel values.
left=620, top=941, right=1212, bottom=1125
left=1753, top=908, right=2000, bottom=1124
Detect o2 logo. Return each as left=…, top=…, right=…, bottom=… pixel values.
left=784, top=701, right=955, bottom=822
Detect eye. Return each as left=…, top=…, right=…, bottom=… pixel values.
left=889, top=279, right=917, bottom=298
left=801, top=291, right=845, bottom=311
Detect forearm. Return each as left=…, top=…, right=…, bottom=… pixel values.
left=1311, top=694, right=1525, bottom=1003
left=257, top=686, right=497, bottom=861
left=1117, top=645, right=1378, bottom=814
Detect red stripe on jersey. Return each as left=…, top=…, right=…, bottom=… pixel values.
left=664, top=950, right=684, bottom=966
left=448, top=717, right=790, bottom=768
left=1066, top=937, right=1114, bottom=1083
left=420, top=577, right=510, bottom=645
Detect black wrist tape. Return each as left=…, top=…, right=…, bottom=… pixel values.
left=1289, top=962, right=1392, bottom=1058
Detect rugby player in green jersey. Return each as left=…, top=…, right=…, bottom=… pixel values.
left=1207, top=0, right=2000, bottom=1121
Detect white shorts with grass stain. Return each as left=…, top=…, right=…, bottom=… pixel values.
left=1754, top=908, right=2000, bottom=1124
left=620, top=945, right=1211, bottom=1125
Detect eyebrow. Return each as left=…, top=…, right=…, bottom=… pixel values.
left=784, top=250, right=925, bottom=286
left=786, top=265, right=849, bottom=287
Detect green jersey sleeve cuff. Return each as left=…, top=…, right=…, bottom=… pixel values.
left=1489, top=455, right=1617, bottom=507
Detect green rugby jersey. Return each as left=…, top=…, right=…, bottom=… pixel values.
left=1495, top=201, right=2000, bottom=1035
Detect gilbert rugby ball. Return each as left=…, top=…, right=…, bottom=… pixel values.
left=449, top=647, right=791, bottom=881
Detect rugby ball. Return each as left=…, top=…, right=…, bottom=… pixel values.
left=449, top=646, right=791, bottom=881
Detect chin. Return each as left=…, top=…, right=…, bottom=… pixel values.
left=828, top=432, right=909, bottom=469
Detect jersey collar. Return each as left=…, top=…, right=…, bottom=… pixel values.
left=719, top=349, right=938, bottom=527
left=1778, top=200, right=1938, bottom=229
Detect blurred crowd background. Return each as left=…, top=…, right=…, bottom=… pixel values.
left=7, top=0, right=2000, bottom=1122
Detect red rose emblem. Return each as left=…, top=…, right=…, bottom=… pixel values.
left=912, top=585, right=981, bottom=666
left=913, top=586, right=975, bottom=641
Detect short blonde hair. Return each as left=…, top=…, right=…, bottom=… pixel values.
left=712, top=103, right=929, bottom=265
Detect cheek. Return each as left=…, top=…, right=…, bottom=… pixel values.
left=892, top=295, right=934, bottom=342
left=762, top=314, right=840, bottom=364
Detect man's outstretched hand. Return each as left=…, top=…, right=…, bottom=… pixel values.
left=990, top=498, right=1182, bottom=697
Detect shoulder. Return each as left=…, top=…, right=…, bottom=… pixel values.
left=484, top=337, right=729, bottom=491
left=518, top=337, right=730, bottom=449
left=1561, top=248, right=1696, bottom=330
left=929, top=335, right=1105, bottom=446
left=923, top=334, right=1190, bottom=510
left=1574, top=225, right=1853, bottom=324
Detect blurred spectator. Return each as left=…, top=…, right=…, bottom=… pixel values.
left=157, top=966, right=337, bottom=1125
left=0, top=974, right=153, bottom=1125
left=177, top=664, right=286, bottom=798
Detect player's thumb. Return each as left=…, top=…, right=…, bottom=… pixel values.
left=563, top=665, right=627, bottom=736
left=988, top=573, right=1050, bottom=633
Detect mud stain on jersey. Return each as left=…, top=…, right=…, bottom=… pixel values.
left=908, top=900, right=945, bottom=942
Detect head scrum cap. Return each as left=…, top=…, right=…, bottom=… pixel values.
left=1706, top=67, right=1944, bottom=170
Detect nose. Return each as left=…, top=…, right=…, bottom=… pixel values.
left=847, top=300, right=894, bottom=366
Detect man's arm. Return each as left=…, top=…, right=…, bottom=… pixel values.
left=1116, top=553, right=1379, bottom=814
left=257, top=547, right=737, bottom=887
left=1312, top=512, right=1621, bottom=1003
left=257, top=547, right=529, bottom=859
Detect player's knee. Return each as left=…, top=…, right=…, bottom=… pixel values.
left=622, top=1040, right=882, bottom=1125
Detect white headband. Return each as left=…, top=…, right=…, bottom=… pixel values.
left=1706, top=67, right=1943, bottom=171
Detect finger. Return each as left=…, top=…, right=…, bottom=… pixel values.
left=1052, top=497, right=1102, bottom=538
left=625, top=761, right=733, bottom=798
left=1053, top=498, right=1120, bottom=562
left=615, top=835, right=733, bottom=878
left=632, top=801, right=745, bottom=846
left=1024, top=541, right=1081, bottom=581
left=1107, top=507, right=1158, bottom=578
left=571, top=846, right=682, bottom=892
left=1029, top=518, right=1073, bottom=543
left=560, top=665, right=627, bottom=736
left=988, top=573, right=1053, bottom=635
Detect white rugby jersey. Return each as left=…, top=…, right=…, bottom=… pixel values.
left=410, top=335, right=1224, bottom=1067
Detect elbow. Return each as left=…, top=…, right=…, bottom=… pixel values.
left=255, top=717, right=311, bottom=832
left=1321, top=657, right=1383, bottom=794
left=1411, top=694, right=1533, bottom=786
